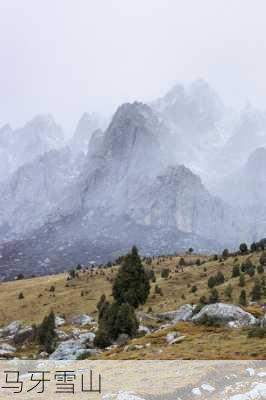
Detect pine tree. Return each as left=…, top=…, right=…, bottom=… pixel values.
left=222, top=249, right=229, bottom=258
left=224, top=284, right=233, bottom=300
left=112, top=246, right=150, bottom=308
left=257, top=264, right=264, bottom=274
left=97, top=294, right=110, bottom=322
left=209, top=288, right=219, bottom=303
left=239, top=273, right=246, bottom=287
left=216, top=271, right=225, bottom=285
left=239, top=243, right=248, bottom=253
left=38, top=311, right=56, bottom=354
left=251, top=278, right=262, bottom=301
left=208, top=276, right=216, bottom=288
left=239, top=289, right=247, bottom=306
left=250, top=242, right=257, bottom=252
left=232, top=265, right=240, bottom=277
left=259, top=252, right=266, bottom=266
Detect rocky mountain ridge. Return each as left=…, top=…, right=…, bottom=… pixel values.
left=1, top=81, right=266, bottom=277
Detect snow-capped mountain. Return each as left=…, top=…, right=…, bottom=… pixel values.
left=152, top=79, right=236, bottom=177
left=1, top=81, right=266, bottom=279
left=0, top=115, right=65, bottom=182
left=0, top=101, right=228, bottom=278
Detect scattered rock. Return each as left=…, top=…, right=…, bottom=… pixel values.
left=49, top=339, right=96, bottom=360
left=124, top=344, right=144, bottom=352
left=165, top=331, right=180, bottom=344
left=71, top=328, right=81, bottom=338
left=201, top=384, right=215, bottom=393
left=157, top=304, right=193, bottom=324
left=55, top=316, right=65, bottom=327
left=0, top=321, right=22, bottom=338
left=169, top=336, right=186, bottom=345
left=138, top=325, right=150, bottom=335
left=14, top=326, right=33, bottom=345
left=192, top=303, right=257, bottom=327
left=0, top=343, right=16, bottom=358
left=39, top=351, right=49, bottom=359
left=79, top=332, right=96, bottom=344
left=55, top=330, right=70, bottom=341
left=70, top=314, right=93, bottom=326
left=136, top=311, right=157, bottom=322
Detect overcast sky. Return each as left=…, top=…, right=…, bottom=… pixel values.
left=1, top=0, right=266, bottom=132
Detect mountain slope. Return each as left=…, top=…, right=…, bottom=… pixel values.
left=0, top=102, right=227, bottom=279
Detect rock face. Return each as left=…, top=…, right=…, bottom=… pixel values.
left=0, top=102, right=225, bottom=279
left=157, top=304, right=193, bottom=324
left=2, top=89, right=266, bottom=279
left=192, top=303, right=257, bottom=327
left=0, top=147, right=81, bottom=241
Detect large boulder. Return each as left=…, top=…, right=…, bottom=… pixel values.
left=0, top=321, right=22, bottom=338
left=192, top=303, right=257, bottom=327
left=49, top=339, right=96, bottom=360
left=157, top=304, right=193, bottom=324
left=70, top=314, right=93, bottom=326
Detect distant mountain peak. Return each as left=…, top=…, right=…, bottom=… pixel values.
left=246, top=146, right=266, bottom=168
left=71, top=112, right=101, bottom=155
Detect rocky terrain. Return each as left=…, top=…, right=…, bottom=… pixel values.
left=0, top=249, right=265, bottom=360
left=1, top=81, right=266, bottom=278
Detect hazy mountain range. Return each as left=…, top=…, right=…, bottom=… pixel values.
left=1, top=79, right=266, bottom=280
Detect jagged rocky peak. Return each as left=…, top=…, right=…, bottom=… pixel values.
left=101, top=102, right=166, bottom=172
left=226, top=104, right=266, bottom=151
left=71, top=112, right=101, bottom=154
left=78, top=102, right=167, bottom=210
left=0, top=115, right=65, bottom=182
left=153, top=79, right=225, bottom=129
left=246, top=146, right=266, bottom=171
left=105, top=102, right=162, bottom=147
left=23, top=114, right=64, bottom=147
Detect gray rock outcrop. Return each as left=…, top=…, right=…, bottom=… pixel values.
left=192, top=303, right=257, bottom=327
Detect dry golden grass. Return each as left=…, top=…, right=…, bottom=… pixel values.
left=100, top=322, right=266, bottom=360
left=0, top=250, right=265, bottom=360
left=0, top=270, right=113, bottom=325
